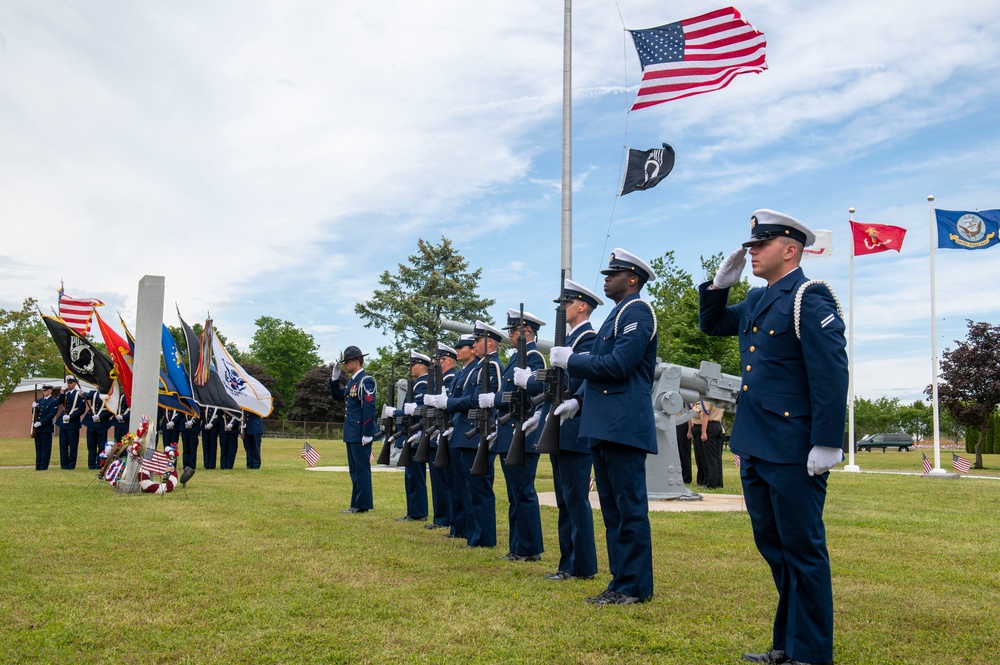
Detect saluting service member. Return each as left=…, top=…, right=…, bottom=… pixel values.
left=391, top=351, right=431, bottom=522
left=329, top=346, right=377, bottom=513
left=549, top=249, right=658, bottom=606
left=56, top=376, right=86, bottom=470
left=425, top=342, right=458, bottom=531
left=482, top=308, right=547, bottom=562
left=32, top=384, right=58, bottom=470
left=699, top=209, right=848, bottom=665
left=425, top=334, right=476, bottom=540
left=544, top=279, right=602, bottom=581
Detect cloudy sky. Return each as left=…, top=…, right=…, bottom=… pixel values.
left=3, top=0, right=999, bottom=403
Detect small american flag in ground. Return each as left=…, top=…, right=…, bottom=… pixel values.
left=733, top=454, right=741, bottom=467
left=302, top=442, right=321, bottom=467
left=952, top=454, right=971, bottom=473
left=141, top=448, right=169, bottom=475
left=589, top=477, right=596, bottom=492
left=922, top=453, right=933, bottom=474
left=628, top=6, right=766, bottom=111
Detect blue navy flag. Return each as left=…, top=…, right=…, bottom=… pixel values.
left=935, top=209, right=1000, bottom=250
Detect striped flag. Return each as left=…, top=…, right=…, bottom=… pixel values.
left=589, top=477, right=596, bottom=492
left=369, top=450, right=375, bottom=463
left=302, top=442, right=321, bottom=467
left=628, top=6, right=767, bottom=111
left=733, top=453, right=741, bottom=467
left=141, top=448, right=170, bottom=475
left=57, top=285, right=103, bottom=336
left=952, top=454, right=971, bottom=473
left=922, top=453, right=933, bottom=475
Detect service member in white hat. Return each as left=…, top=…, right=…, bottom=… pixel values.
left=699, top=209, right=848, bottom=665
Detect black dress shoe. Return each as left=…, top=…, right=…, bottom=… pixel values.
left=593, top=591, right=651, bottom=606
left=786, top=661, right=832, bottom=665
left=498, top=552, right=518, bottom=561
left=545, top=571, right=573, bottom=581
left=395, top=515, right=426, bottom=521
left=742, top=649, right=788, bottom=663
left=424, top=523, right=447, bottom=530
left=512, top=554, right=541, bottom=562
left=341, top=508, right=360, bottom=514
left=585, top=590, right=616, bottom=604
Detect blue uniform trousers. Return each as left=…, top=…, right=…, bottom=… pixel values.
left=244, top=433, right=261, bottom=469
left=591, top=440, right=653, bottom=599
left=59, top=428, right=80, bottom=469
left=427, top=448, right=453, bottom=527
left=219, top=432, right=238, bottom=469
left=404, top=460, right=428, bottom=519
left=181, top=431, right=200, bottom=470
left=86, top=426, right=110, bottom=469
left=741, top=456, right=833, bottom=665
left=345, top=441, right=373, bottom=510
left=500, top=452, right=543, bottom=557
left=202, top=429, right=219, bottom=469
left=449, top=452, right=471, bottom=538
left=551, top=450, right=597, bottom=577
left=457, top=448, right=495, bottom=548
left=34, top=432, right=53, bottom=470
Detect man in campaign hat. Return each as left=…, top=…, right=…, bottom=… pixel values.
left=330, top=345, right=377, bottom=513
left=549, top=248, right=659, bottom=605
left=32, top=384, right=58, bottom=470
left=700, top=209, right=847, bottom=665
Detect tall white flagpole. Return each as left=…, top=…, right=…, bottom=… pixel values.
left=927, top=194, right=946, bottom=474
left=845, top=208, right=860, bottom=472
left=560, top=0, right=573, bottom=278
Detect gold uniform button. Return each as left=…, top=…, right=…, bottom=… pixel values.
left=603, top=390, right=608, bottom=394
left=749, top=345, right=755, bottom=352
left=784, top=411, right=790, bottom=417
left=769, top=330, right=774, bottom=335
left=753, top=326, right=758, bottom=333
left=746, top=365, right=751, bottom=371
left=742, top=385, right=748, bottom=392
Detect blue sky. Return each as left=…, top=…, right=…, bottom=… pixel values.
left=2, top=0, right=999, bottom=403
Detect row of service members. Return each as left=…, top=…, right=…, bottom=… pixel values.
left=331, top=208, right=849, bottom=665
left=157, top=407, right=263, bottom=470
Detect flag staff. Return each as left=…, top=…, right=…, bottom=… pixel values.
left=560, top=0, right=573, bottom=278
left=927, top=194, right=946, bottom=474
left=845, top=208, right=860, bottom=472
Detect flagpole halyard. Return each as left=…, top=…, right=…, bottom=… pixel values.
left=845, top=208, right=860, bottom=472
left=926, top=194, right=947, bottom=474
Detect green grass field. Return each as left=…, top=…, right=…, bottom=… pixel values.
left=1, top=437, right=997, bottom=664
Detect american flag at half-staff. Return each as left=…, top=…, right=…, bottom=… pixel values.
left=302, top=442, right=321, bottom=467
left=628, top=6, right=766, bottom=111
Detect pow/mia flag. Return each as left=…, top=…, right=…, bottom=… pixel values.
left=41, top=314, right=115, bottom=393
left=620, top=143, right=675, bottom=196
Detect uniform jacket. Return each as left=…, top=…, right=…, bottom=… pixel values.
left=698, top=266, right=848, bottom=463
left=243, top=412, right=264, bottom=436
left=82, top=391, right=114, bottom=431
left=57, top=388, right=85, bottom=429
left=567, top=292, right=658, bottom=453
left=494, top=341, right=546, bottom=454
left=202, top=407, right=223, bottom=432
left=34, top=395, right=59, bottom=433
left=330, top=370, right=377, bottom=443
left=559, top=321, right=598, bottom=453
left=430, top=367, right=457, bottom=449
left=394, top=374, right=427, bottom=448
left=446, top=355, right=501, bottom=450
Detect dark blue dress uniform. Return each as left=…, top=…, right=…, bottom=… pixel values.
left=162, top=408, right=182, bottom=447
left=219, top=412, right=241, bottom=469
left=568, top=288, right=658, bottom=601
left=395, top=364, right=429, bottom=521
left=32, top=388, right=58, bottom=470
left=700, top=264, right=847, bottom=665
left=446, top=347, right=501, bottom=548
left=495, top=337, right=547, bottom=559
left=427, top=357, right=457, bottom=528
left=330, top=368, right=378, bottom=511
left=82, top=390, right=114, bottom=470
left=179, top=410, right=202, bottom=470
left=113, top=394, right=131, bottom=443
left=56, top=381, right=86, bottom=469
left=442, top=338, right=476, bottom=539
left=551, top=319, right=599, bottom=578
left=201, top=407, right=222, bottom=469
left=242, top=411, right=264, bottom=469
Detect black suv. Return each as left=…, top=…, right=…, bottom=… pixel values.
left=856, top=433, right=913, bottom=452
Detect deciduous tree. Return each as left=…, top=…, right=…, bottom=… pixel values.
left=247, top=317, right=322, bottom=414
left=0, top=298, right=65, bottom=405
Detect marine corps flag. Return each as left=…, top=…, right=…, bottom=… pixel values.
left=41, top=314, right=114, bottom=393
left=850, top=221, right=906, bottom=256
left=620, top=143, right=675, bottom=195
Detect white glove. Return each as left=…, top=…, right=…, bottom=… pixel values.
left=807, top=445, right=844, bottom=477
left=34, top=421, right=42, bottom=428
left=331, top=362, right=342, bottom=380
left=406, top=432, right=421, bottom=445
left=513, top=367, right=534, bottom=388
left=205, top=423, right=212, bottom=429
left=403, top=402, right=417, bottom=416
left=185, top=420, right=194, bottom=428
left=553, top=398, right=580, bottom=422
left=382, top=405, right=396, bottom=419
left=225, top=424, right=233, bottom=431
left=521, top=411, right=541, bottom=434
left=549, top=346, right=572, bottom=369
left=32, top=401, right=38, bottom=408
left=424, top=392, right=447, bottom=409
left=713, top=247, right=747, bottom=289
left=117, top=415, right=124, bottom=422
left=486, top=431, right=497, bottom=445
left=63, top=415, right=70, bottom=423
left=166, top=421, right=175, bottom=429
left=442, top=427, right=454, bottom=439
left=478, top=392, right=496, bottom=408
left=361, top=435, right=373, bottom=445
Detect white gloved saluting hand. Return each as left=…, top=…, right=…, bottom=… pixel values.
left=806, top=446, right=844, bottom=477
left=331, top=362, right=342, bottom=380
left=713, top=247, right=748, bottom=290
left=553, top=397, right=580, bottom=422
left=513, top=367, right=534, bottom=388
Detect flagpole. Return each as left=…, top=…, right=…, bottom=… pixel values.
left=927, top=194, right=946, bottom=474
left=845, top=208, right=860, bottom=472
left=560, top=0, right=573, bottom=278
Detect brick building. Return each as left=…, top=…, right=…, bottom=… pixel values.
left=0, top=377, right=95, bottom=438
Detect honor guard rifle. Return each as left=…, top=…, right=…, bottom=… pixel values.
left=533, top=271, right=566, bottom=454
left=499, top=303, right=529, bottom=466
left=396, top=373, right=416, bottom=467
left=412, top=341, right=438, bottom=464
left=29, top=384, right=38, bottom=438
left=431, top=338, right=451, bottom=469
left=468, top=336, right=495, bottom=476
left=376, top=364, right=397, bottom=465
